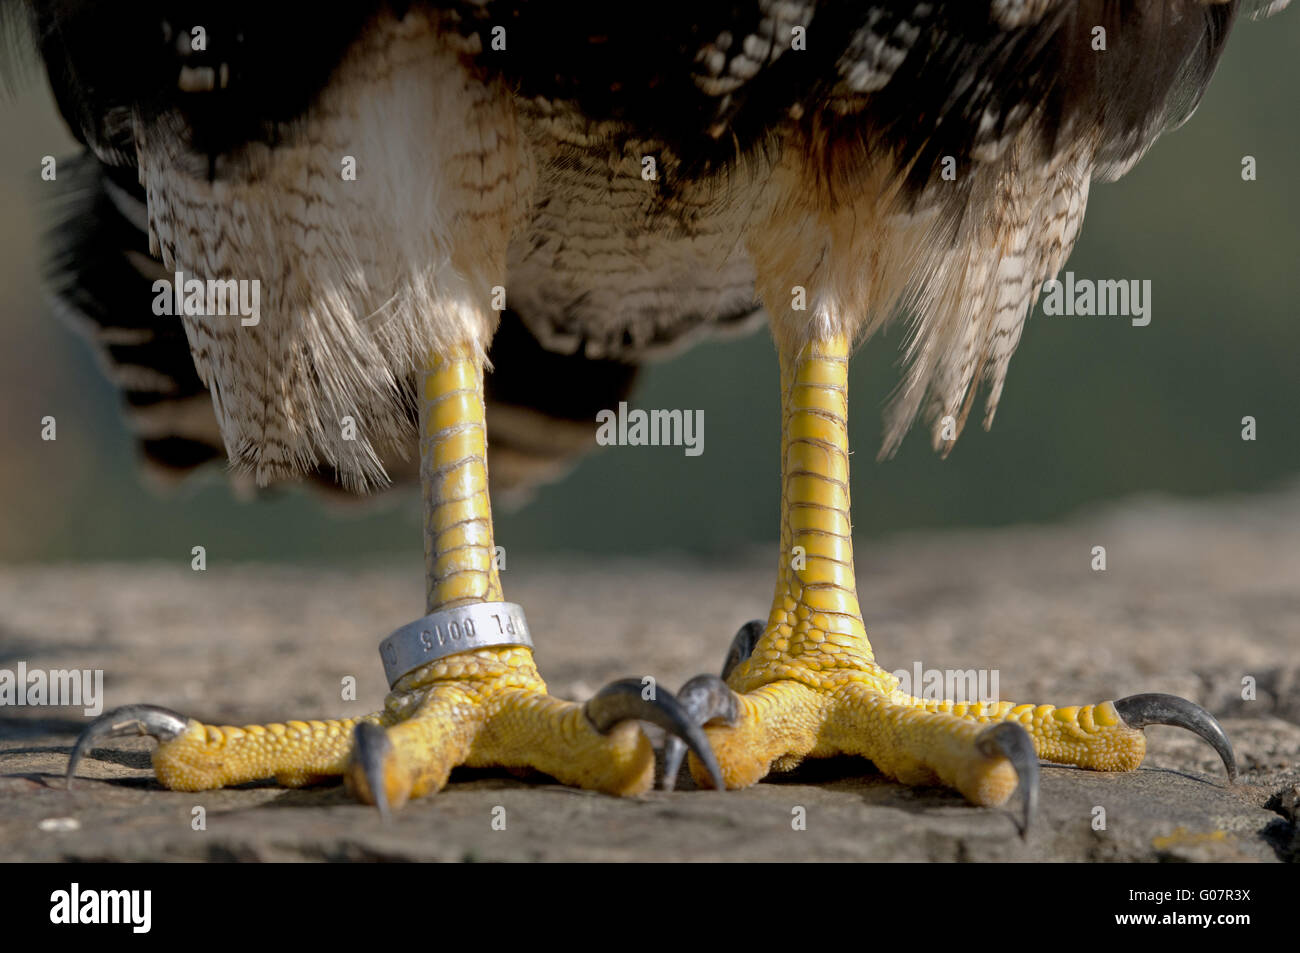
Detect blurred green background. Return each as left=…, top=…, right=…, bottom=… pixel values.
left=1, top=18, right=1297, bottom=568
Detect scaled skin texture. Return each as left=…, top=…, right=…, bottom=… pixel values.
left=145, top=338, right=1147, bottom=812
left=149, top=352, right=659, bottom=805
left=690, top=334, right=1147, bottom=805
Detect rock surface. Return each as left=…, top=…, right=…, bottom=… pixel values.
left=2, top=487, right=1298, bottom=861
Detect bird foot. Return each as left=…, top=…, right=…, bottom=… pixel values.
left=670, top=620, right=1235, bottom=835
left=67, top=644, right=721, bottom=807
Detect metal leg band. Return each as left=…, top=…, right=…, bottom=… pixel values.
left=380, top=602, right=532, bottom=687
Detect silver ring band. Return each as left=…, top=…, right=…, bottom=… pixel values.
left=379, top=602, right=533, bottom=687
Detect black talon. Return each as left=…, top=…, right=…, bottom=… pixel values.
left=1114, top=692, right=1237, bottom=782
left=350, top=721, right=394, bottom=820
left=66, top=704, right=190, bottom=790
left=721, top=619, right=764, bottom=681
left=975, top=721, right=1039, bottom=838
left=583, top=677, right=725, bottom=791
left=660, top=674, right=741, bottom=791
left=657, top=619, right=761, bottom=790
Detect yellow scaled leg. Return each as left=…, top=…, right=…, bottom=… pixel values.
left=69, top=349, right=720, bottom=808
left=679, top=333, right=1234, bottom=828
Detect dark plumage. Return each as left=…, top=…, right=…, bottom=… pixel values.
left=5, top=1, right=1287, bottom=490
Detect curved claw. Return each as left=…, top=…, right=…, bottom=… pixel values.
left=660, top=674, right=741, bottom=791
left=584, top=678, right=725, bottom=791
left=349, top=721, right=394, bottom=820
left=66, top=704, right=190, bottom=790
left=975, top=721, right=1039, bottom=838
left=1114, top=692, right=1236, bottom=782
left=721, top=619, right=765, bottom=681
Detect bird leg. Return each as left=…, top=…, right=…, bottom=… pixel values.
left=68, top=346, right=721, bottom=806
left=676, top=331, right=1234, bottom=832
left=343, top=348, right=721, bottom=810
